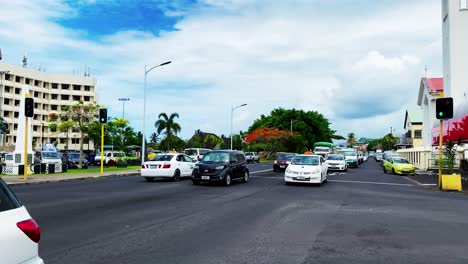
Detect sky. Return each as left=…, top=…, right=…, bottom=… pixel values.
left=0, top=0, right=443, bottom=141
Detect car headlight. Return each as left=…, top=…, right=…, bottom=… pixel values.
left=286, top=168, right=292, bottom=173
left=215, top=165, right=225, bottom=170
left=274, top=160, right=277, bottom=164
left=312, top=168, right=320, bottom=174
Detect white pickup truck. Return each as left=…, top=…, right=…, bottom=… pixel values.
left=245, top=152, right=260, bottom=163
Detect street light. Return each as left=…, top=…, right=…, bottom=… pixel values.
left=231, top=103, right=247, bottom=150
left=118, top=98, right=130, bottom=118
left=142, top=61, right=172, bottom=165
left=291, top=119, right=299, bottom=132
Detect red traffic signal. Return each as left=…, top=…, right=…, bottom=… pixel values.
left=435, top=97, right=453, bottom=120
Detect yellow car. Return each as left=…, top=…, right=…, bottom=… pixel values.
left=383, top=156, right=415, bottom=175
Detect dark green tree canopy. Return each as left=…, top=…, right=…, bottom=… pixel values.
left=247, top=108, right=341, bottom=149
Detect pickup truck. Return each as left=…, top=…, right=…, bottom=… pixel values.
left=245, top=152, right=259, bottom=163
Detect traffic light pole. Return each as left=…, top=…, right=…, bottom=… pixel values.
left=438, top=119, right=443, bottom=189
left=100, top=124, right=104, bottom=176
left=24, top=116, right=28, bottom=181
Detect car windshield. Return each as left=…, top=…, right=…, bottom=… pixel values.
left=393, top=158, right=409, bottom=164
left=42, top=152, right=60, bottom=159
left=201, top=152, right=230, bottom=162
left=315, top=147, right=330, bottom=152
left=340, top=151, right=356, bottom=156
left=291, top=156, right=319, bottom=166
left=277, top=153, right=295, bottom=160
left=150, top=154, right=174, bottom=161
left=184, top=149, right=198, bottom=155
left=327, top=155, right=344, bottom=161
left=68, top=153, right=80, bottom=159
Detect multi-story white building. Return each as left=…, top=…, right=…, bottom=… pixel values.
left=442, top=0, right=468, bottom=107
left=0, top=61, right=97, bottom=152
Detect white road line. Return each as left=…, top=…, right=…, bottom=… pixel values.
left=328, top=179, right=414, bottom=186
left=403, top=176, right=423, bottom=186
left=250, top=169, right=275, bottom=174
left=251, top=176, right=414, bottom=186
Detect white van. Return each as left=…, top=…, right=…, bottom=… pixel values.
left=183, top=148, right=211, bottom=161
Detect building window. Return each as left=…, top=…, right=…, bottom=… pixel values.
left=51, top=94, right=58, bottom=100
left=84, top=96, right=90, bottom=102
left=3, top=111, right=9, bottom=117
left=3, top=98, right=9, bottom=105
left=51, top=105, right=58, bottom=111
left=14, top=100, right=20, bottom=106
left=42, top=115, right=47, bottom=121
left=14, top=124, right=18, bottom=130
left=43, top=93, right=47, bottom=99
left=15, top=76, right=20, bottom=83
left=34, top=91, right=39, bottom=97
left=15, top=88, right=21, bottom=94
left=52, top=83, right=58, bottom=89
left=34, top=103, right=39, bottom=108
left=33, top=126, right=38, bottom=132
left=25, top=78, right=30, bottom=84
left=43, top=82, right=48, bottom=88
left=73, top=95, right=81, bottom=101
left=14, top=112, right=19, bottom=118
left=414, top=130, right=422, bottom=139
left=60, top=138, right=67, bottom=144
left=73, top=85, right=81, bottom=91
left=4, top=86, right=10, bottom=93
left=4, top=74, right=11, bottom=81
left=461, top=0, right=468, bottom=9
left=84, top=86, right=91, bottom=91
left=62, top=84, right=69, bottom=90
left=61, top=94, right=70, bottom=100
left=34, top=80, right=39, bottom=86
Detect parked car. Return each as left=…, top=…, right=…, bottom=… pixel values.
left=383, top=156, right=415, bottom=175
left=245, top=152, right=259, bottom=163
left=34, top=151, right=63, bottom=172
left=273, top=152, right=296, bottom=172
left=338, top=148, right=359, bottom=168
left=381, top=152, right=399, bottom=166
left=94, top=151, right=126, bottom=166
left=325, top=154, right=347, bottom=172
left=184, top=148, right=211, bottom=161
left=191, top=150, right=249, bottom=186
left=375, top=153, right=383, bottom=162
left=141, top=153, right=196, bottom=182
left=63, top=152, right=89, bottom=169
left=0, top=178, right=43, bottom=264
left=285, top=154, right=328, bottom=185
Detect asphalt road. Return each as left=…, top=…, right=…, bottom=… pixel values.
left=11, top=160, right=468, bottom=264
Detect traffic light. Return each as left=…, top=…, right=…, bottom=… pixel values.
left=436, top=97, right=453, bottom=119
left=99, top=108, right=108, bottom=124
left=25, top=98, right=34, bottom=117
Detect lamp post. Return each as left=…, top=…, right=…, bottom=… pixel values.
left=142, top=61, right=171, bottom=165
left=231, top=104, right=247, bottom=150
left=118, top=98, right=130, bottom=118
left=290, top=119, right=299, bottom=132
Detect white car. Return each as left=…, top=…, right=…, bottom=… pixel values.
left=284, top=154, right=328, bottom=185
left=183, top=148, right=211, bottom=161
left=325, top=154, right=347, bottom=172
left=0, top=178, right=44, bottom=264
left=141, top=153, right=196, bottom=182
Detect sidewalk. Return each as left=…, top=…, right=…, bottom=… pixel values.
left=1, top=169, right=140, bottom=186
left=409, top=171, right=468, bottom=193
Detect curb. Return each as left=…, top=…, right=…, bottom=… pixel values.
left=4, top=172, right=140, bottom=186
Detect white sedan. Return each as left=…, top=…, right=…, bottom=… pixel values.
left=325, top=154, right=347, bottom=172
left=285, top=154, right=328, bottom=185
left=0, top=178, right=44, bottom=264
left=141, top=153, right=196, bottom=182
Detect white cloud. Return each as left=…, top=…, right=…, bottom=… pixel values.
left=0, top=0, right=443, bottom=140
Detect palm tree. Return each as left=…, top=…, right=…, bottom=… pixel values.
left=347, top=132, right=357, bottom=147
left=155, top=113, right=181, bottom=151
left=150, top=132, right=159, bottom=144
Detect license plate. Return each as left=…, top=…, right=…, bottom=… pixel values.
left=403, top=170, right=409, bottom=173
left=150, top=165, right=158, bottom=169
left=280, top=165, right=286, bottom=168
left=297, top=176, right=305, bottom=180
left=201, top=176, right=210, bottom=180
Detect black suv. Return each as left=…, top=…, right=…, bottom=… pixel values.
left=191, top=150, right=249, bottom=186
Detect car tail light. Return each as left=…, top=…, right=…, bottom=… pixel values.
left=17, top=219, right=41, bottom=243
left=141, top=164, right=149, bottom=169
left=162, top=163, right=171, bottom=169
left=141, top=165, right=145, bottom=169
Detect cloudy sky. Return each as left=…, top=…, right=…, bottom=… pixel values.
left=0, top=0, right=443, bottom=140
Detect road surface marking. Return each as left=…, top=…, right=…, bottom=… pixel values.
left=251, top=176, right=414, bottom=186
left=402, top=176, right=437, bottom=186
left=250, top=169, right=275, bottom=174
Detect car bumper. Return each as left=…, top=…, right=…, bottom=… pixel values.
left=273, top=164, right=288, bottom=170
left=284, top=173, right=321, bottom=183
left=394, top=168, right=416, bottom=175
left=141, top=169, right=175, bottom=178
left=192, top=174, right=224, bottom=182
left=327, top=165, right=347, bottom=171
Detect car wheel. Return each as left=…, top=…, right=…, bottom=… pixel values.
left=273, top=167, right=278, bottom=172
left=383, top=167, right=387, bottom=173
left=257, top=159, right=260, bottom=163
left=173, top=169, right=181, bottom=181
left=242, top=171, right=249, bottom=183
left=224, top=174, right=232, bottom=186
left=285, top=181, right=291, bottom=186
left=145, top=177, right=154, bottom=182
left=192, top=180, right=200, bottom=185
left=392, top=168, right=396, bottom=175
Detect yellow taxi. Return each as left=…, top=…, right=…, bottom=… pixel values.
left=383, top=155, right=415, bottom=175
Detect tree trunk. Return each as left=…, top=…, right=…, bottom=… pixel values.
left=79, top=130, right=84, bottom=168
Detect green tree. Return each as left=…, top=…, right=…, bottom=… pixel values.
left=155, top=113, right=181, bottom=151
left=187, top=129, right=203, bottom=148
left=57, top=120, right=76, bottom=150
left=347, top=132, right=357, bottom=147
left=247, top=108, right=339, bottom=149
left=366, top=139, right=382, bottom=151
left=381, top=133, right=397, bottom=151
left=204, top=134, right=224, bottom=149
left=159, top=135, right=187, bottom=152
